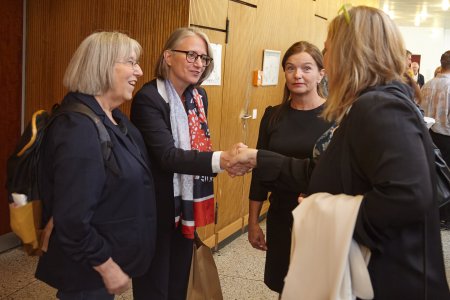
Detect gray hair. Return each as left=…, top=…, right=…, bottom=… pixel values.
left=63, top=31, right=142, bottom=95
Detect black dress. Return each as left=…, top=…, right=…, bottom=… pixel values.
left=249, top=103, right=332, bottom=293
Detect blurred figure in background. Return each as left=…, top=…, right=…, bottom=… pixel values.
left=420, top=50, right=450, bottom=229
left=411, top=61, right=425, bottom=88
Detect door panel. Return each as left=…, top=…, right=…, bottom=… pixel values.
left=215, top=2, right=256, bottom=239
left=190, top=0, right=228, bottom=29
left=192, top=28, right=227, bottom=243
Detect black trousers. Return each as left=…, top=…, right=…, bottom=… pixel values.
left=133, top=226, right=193, bottom=300
left=430, top=130, right=450, bottom=222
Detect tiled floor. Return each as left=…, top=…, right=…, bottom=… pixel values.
left=0, top=221, right=277, bottom=300
left=0, top=220, right=449, bottom=299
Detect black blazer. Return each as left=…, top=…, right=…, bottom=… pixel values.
left=36, top=93, right=157, bottom=292
left=131, top=79, right=215, bottom=231
left=254, top=82, right=450, bottom=299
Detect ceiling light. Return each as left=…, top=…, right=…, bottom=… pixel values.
left=415, top=14, right=421, bottom=26
left=443, top=0, right=450, bottom=11
left=421, top=5, right=428, bottom=20
left=388, top=11, right=395, bottom=19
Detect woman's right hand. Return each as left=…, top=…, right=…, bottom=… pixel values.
left=248, top=223, right=268, bottom=251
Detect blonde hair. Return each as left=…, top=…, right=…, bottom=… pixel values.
left=63, top=31, right=142, bottom=95
left=323, top=6, right=406, bottom=122
left=154, top=27, right=214, bottom=85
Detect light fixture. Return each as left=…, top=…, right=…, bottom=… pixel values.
left=415, top=14, right=421, bottom=26
left=443, top=0, right=450, bottom=11
left=383, top=1, right=389, bottom=13
left=421, top=4, right=428, bottom=20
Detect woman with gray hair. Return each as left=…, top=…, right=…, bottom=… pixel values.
left=35, top=31, right=156, bottom=299
left=131, top=27, right=245, bottom=299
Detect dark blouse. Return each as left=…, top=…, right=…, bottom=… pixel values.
left=249, top=103, right=332, bottom=210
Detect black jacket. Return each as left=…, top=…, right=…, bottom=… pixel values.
left=36, top=92, right=156, bottom=292
left=130, top=79, right=214, bottom=231
left=254, top=82, right=450, bottom=299
left=417, top=73, right=425, bottom=88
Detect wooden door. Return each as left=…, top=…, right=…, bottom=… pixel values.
left=189, top=0, right=228, bottom=246
left=0, top=0, right=23, bottom=249
left=189, top=0, right=258, bottom=244
left=214, top=1, right=258, bottom=243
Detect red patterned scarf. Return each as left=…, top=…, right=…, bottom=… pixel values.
left=165, top=80, right=215, bottom=239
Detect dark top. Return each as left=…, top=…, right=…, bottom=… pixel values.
left=130, top=79, right=214, bottom=231
left=250, top=103, right=332, bottom=211
left=417, top=73, right=425, bottom=88
left=254, top=82, right=450, bottom=299
left=36, top=92, right=156, bottom=292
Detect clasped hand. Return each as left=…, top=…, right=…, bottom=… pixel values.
left=220, top=144, right=258, bottom=177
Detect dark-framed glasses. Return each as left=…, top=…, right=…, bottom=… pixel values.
left=171, top=49, right=213, bottom=67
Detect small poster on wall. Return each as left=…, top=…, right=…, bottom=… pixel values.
left=262, top=49, right=281, bottom=86
left=202, top=43, right=222, bottom=86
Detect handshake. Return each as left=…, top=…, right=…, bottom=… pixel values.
left=219, top=143, right=259, bottom=177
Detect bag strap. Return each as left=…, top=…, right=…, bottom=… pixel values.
left=51, top=102, right=112, bottom=162
left=39, top=102, right=114, bottom=254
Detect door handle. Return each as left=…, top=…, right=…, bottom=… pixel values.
left=241, top=114, right=251, bottom=120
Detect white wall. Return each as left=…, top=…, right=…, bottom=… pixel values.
left=399, top=26, right=450, bottom=83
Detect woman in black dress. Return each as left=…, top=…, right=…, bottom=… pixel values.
left=247, top=41, right=332, bottom=294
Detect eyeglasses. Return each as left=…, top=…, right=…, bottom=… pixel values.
left=171, top=50, right=213, bottom=67
left=117, top=59, right=140, bottom=69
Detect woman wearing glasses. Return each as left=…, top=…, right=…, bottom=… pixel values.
left=131, top=27, right=243, bottom=299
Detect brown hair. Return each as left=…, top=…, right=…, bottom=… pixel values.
left=441, top=50, right=450, bottom=71
left=269, top=41, right=324, bottom=126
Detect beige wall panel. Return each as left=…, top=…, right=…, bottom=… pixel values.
left=242, top=0, right=257, bottom=5
left=351, top=0, right=379, bottom=7
left=310, top=16, right=329, bottom=51
left=25, top=0, right=190, bottom=123
left=216, top=218, right=243, bottom=243
left=190, top=0, right=228, bottom=29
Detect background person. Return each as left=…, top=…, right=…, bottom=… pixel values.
left=411, top=61, right=425, bottom=88
left=231, top=6, right=450, bottom=298
left=130, top=27, right=246, bottom=300
left=248, top=41, right=332, bottom=294
left=420, top=50, right=450, bottom=229
left=35, top=32, right=156, bottom=299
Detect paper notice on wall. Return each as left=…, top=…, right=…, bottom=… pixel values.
left=202, top=43, right=222, bottom=86
left=262, top=49, right=281, bottom=86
